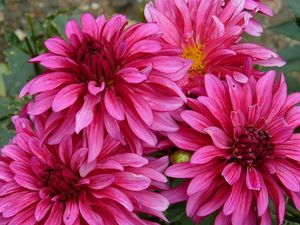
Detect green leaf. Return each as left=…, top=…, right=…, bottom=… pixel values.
left=0, top=126, right=15, bottom=148
left=270, top=21, right=300, bottom=41
left=166, top=203, right=186, bottom=223
left=278, top=46, right=300, bottom=73
left=0, top=63, right=9, bottom=97
left=288, top=0, right=300, bottom=17
left=4, top=47, right=35, bottom=96
left=274, top=46, right=300, bottom=92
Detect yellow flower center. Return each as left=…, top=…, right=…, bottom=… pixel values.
left=170, top=150, right=192, bottom=164
left=182, top=45, right=205, bottom=75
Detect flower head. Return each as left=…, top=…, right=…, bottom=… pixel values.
left=145, top=0, right=285, bottom=94
left=0, top=116, right=169, bottom=225
left=165, top=72, right=300, bottom=224
left=20, top=13, right=190, bottom=158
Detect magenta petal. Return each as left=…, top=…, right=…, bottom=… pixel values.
left=126, top=112, right=157, bottom=146
left=63, top=198, right=79, bottom=225
left=27, top=90, right=57, bottom=115
left=45, top=37, right=71, bottom=57
left=79, top=193, right=104, bottom=225
left=222, top=162, right=242, bottom=185
left=75, top=94, right=99, bottom=133
left=126, top=190, right=169, bottom=211
left=52, top=83, right=85, bottom=112
left=246, top=167, right=261, bottom=190
left=275, top=163, right=300, bottom=192
left=104, top=88, right=125, bottom=121
left=114, top=172, right=151, bottom=191
left=89, top=174, right=115, bottom=189
left=204, top=127, right=231, bottom=149
left=65, top=19, right=83, bottom=42
left=119, top=68, right=148, bottom=84
left=151, top=112, right=179, bottom=132
left=44, top=202, right=64, bottom=225
left=191, top=145, right=229, bottom=164
left=257, top=175, right=269, bottom=216
left=165, top=163, right=201, bottom=178
left=223, top=178, right=243, bottom=215
left=94, top=187, right=134, bottom=212
left=87, top=107, right=104, bottom=162
left=35, top=198, right=52, bottom=222
left=107, top=153, right=148, bottom=167
left=181, top=110, right=213, bottom=132
left=81, top=13, right=98, bottom=38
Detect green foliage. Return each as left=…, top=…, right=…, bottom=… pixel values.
left=268, top=0, right=300, bottom=93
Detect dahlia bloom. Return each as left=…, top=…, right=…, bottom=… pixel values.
left=0, top=116, right=169, bottom=225
left=20, top=13, right=190, bottom=158
left=165, top=72, right=300, bottom=224
left=145, top=0, right=285, bottom=94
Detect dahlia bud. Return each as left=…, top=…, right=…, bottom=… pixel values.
left=171, top=150, right=192, bottom=164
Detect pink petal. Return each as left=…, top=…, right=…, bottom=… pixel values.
left=35, top=198, right=52, bottom=222
left=87, top=107, right=104, bottom=162
left=204, top=127, right=231, bottom=149
left=79, top=193, right=103, bottom=225
left=256, top=70, right=276, bottom=117
left=89, top=174, right=115, bottom=189
left=75, top=94, right=99, bottom=133
left=222, top=162, right=242, bottom=185
left=257, top=174, right=269, bottom=216
left=63, top=198, right=79, bottom=225
left=45, top=37, right=71, bottom=56
left=104, top=88, right=125, bottom=121
left=125, top=190, right=169, bottom=211
left=52, top=83, right=85, bottom=112
left=119, top=67, right=148, bottom=84
left=65, top=19, right=83, bottom=42
left=191, top=145, right=229, bottom=164
left=28, top=72, right=75, bottom=95
left=168, top=127, right=210, bottom=151
left=126, top=112, right=157, bottom=146
left=165, top=163, right=201, bottom=178
left=181, top=110, right=213, bottom=132
left=246, top=167, right=261, bottom=190
left=114, top=172, right=151, bottom=191
left=70, top=148, right=88, bottom=171
left=81, top=13, right=98, bottom=38
left=223, top=178, right=244, bottom=215
left=107, top=153, right=148, bottom=167
left=93, top=187, right=133, bottom=212
left=27, top=90, right=57, bottom=115
left=150, top=112, right=179, bottom=132
left=45, top=202, right=64, bottom=225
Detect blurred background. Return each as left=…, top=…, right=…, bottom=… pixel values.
left=0, top=1, right=299, bottom=224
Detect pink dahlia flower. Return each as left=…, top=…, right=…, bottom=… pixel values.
left=0, top=116, right=169, bottom=225
left=165, top=72, right=300, bottom=224
left=145, top=0, right=285, bottom=94
left=20, top=13, right=190, bottom=157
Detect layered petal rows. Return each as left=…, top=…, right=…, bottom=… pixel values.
left=145, top=0, right=285, bottom=94
left=165, top=72, right=300, bottom=224
left=0, top=0, right=299, bottom=224
left=20, top=13, right=190, bottom=157
left=0, top=117, right=169, bottom=225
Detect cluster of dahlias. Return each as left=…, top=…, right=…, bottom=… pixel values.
left=0, top=0, right=299, bottom=224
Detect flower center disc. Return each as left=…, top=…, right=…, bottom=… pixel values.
left=182, top=45, right=205, bottom=75
left=232, top=127, right=273, bottom=167
left=44, top=167, right=80, bottom=201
